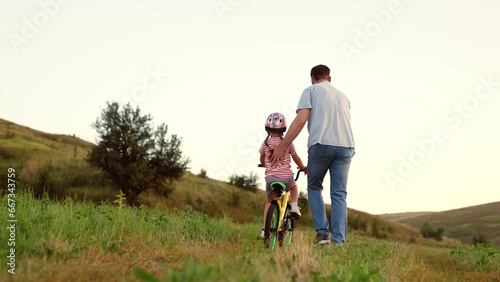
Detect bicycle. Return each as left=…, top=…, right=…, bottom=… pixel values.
left=258, top=164, right=303, bottom=250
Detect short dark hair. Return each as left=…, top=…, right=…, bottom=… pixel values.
left=310, top=65, right=330, bottom=81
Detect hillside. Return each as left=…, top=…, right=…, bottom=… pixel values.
left=381, top=202, right=500, bottom=247
left=0, top=118, right=94, bottom=160
left=4, top=118, right=499, bottom=280
left=0, top=118, right=111, bottom=200
left=0, top=118, right=439, bottom=245
left=381, top=211, right=435, bottom=222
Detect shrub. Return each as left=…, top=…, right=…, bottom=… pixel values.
left=420, top=222, right=444, bottom=241
left=228, top=172, right=259, bottom=192
left=198, top=169, right=207, bottom=178
left=451, top=245, right=500, bottom=271
left=472, top=230, right=489, bottom=246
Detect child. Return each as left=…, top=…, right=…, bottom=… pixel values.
left=259, top=112, right=307, bottom=238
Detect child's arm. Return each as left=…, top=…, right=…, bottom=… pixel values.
left=260, top=152, right=266, bottom=167
left=292, top=154, right=307, bottom=174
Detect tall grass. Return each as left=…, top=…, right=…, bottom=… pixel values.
left=1, top=192, right=499, bottom=281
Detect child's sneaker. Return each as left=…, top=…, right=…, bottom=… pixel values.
left=259, top=229, right=265, bottom=239
left=291, top=205, right=301, bottom=219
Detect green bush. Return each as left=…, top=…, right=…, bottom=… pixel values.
left=228, top=172, right=259, bottom=192
left=472, top=230, right=489, bottom=246
left=198, top=169, right=207, bottom=178
left=451, top=245, right=500, bottom=271
left=420, top=222, right=444, bottom=241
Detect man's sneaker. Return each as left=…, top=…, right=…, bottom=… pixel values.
left=316, top=233, right=331, bottom=245
left=259, top=229, right=265, bottom=239
left=291, top=205, right=301, bottom=219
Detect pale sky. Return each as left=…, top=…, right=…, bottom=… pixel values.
left=1, top=0, right=499, bottom=214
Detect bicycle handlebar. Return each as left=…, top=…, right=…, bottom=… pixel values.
left=257, top=164, right=304, bottom=181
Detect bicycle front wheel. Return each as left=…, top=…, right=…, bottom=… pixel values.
left=264, top=203, right=279, bottom=250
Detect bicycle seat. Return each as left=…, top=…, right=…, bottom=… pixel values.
left=269, top=181, right=287, bottom=195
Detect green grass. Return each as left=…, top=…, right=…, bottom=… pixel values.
left=1, top=192, right=499, bottom=281
left=1, top=118, right=500, bottom=280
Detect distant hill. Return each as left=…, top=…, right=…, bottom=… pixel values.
left=0, top=118, right=105, bottom=199
left=0, top=118, right=94, bottom=162
left=381, top=202, right=500, bottom=247
left=0, top=118, right=463, bottom=246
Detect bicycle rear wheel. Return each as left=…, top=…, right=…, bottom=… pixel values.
left=283, top=204, right=294, bottom=247
left=264, top=203, right=279, bottom=250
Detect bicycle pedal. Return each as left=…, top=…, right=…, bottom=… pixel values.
left=290, top=213, right=300, bottom=220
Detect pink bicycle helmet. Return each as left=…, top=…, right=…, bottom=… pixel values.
left=265, top=112, right=287, bottom=133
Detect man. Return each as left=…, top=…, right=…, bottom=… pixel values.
left=270, top=64, right=355, bottom=246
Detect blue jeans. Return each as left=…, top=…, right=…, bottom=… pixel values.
left=307, top=144, right=355, bottom=245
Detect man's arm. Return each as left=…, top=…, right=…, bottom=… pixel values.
left=270, top=109, right=310, bottom=164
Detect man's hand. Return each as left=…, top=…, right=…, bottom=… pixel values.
left=270, top=145, right=285, bottom=165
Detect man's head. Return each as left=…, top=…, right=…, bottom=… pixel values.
left=310, top=64, right=331, bottom=84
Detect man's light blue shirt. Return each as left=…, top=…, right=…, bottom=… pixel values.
left=297, top=81, right=355, bottom=149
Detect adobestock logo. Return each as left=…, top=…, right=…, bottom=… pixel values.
left=7, top=0, right=71, bottom=53
left=214, top=160, right=247, bottom=182
left=211, top=0, right=243, bottom=21
left=384, top=74, right=499, bottom=191
left=118, top=64, right=169, bottom=107
left=76, top=63, right=169, bottom=143
left=443, top=75, right=500, bottom=129
left=340, top=0, right=403, bottom=63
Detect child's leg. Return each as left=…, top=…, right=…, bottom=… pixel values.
left=289, top=184, right=299, bottom=203
left=263, top=196, right=273, bottom=227
left=289, top=184, right=301, bottom=217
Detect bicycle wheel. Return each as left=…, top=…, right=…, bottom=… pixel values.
left=283, top=205, right=294, bottom=247
left=264, top=203, right=279, bottom=250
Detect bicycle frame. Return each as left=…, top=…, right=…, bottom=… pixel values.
left=269, top=169, right=302, bottom=227
left=260, top=164, right=302, bottom=249
left=270, top=184, right=290, bottom=234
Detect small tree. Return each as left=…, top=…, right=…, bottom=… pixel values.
left=228, top=172, right=259, bottom=192
left=420, top=222, right=434, bottom=238
left=88, top=102, right=190, bottom=205
left=433, top=227, right=444, bottom=241
left=420, top=222, right=444, bottom=241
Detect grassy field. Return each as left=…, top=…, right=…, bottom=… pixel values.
left=1, top=192, right=499, bottom=282
left=1, top=118, right=500, bottom=281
